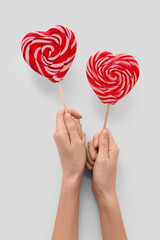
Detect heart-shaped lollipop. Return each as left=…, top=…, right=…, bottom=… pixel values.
left=21, top=25, right=77, bottom=82
left=21, top=25, right=77, bottom=111
left=86, top=51, right=139, bottom=104
left=86, top=51, right=140, bottom=127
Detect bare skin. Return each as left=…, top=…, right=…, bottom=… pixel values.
left=86, top=128, right=127, bottom=240
left=52, top=109, right=86, bottom=240
left=52, top=108, right=127, bottom=240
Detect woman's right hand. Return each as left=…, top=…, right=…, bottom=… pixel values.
left=86, top=128, right=120, bottom=202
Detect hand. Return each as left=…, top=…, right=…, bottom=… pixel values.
left=86, top=129, right=127, bottom=240
left=86, top=128, right=119, bottom=201
left=53, top=109, right=86, bottom=186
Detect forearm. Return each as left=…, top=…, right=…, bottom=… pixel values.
left=97, top=193, right=127, bottom=240
left=52, top=176, right=81, bottom=240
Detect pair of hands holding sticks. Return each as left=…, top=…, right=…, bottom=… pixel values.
left=52, top=109, right=127, bottom=240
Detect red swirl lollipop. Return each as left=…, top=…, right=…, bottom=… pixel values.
left=21, top=25, right=77, bottom=111
left=86, top=51, right=140, bottom=127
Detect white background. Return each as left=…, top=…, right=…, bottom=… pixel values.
left=0, top=0, right=160, bottom=239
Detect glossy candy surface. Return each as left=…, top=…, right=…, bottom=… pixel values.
left=21, top=25, right=77, bottom=82
left=86, top=51, right=139, bottom=104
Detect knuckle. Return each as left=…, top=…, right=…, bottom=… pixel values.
left=101, top=129, right=109, bottom=138
left=56, top=109, right=63, bottom=116
left=53, top=131, right=63, bottom=140
left=72, top=137, right=82, bottom=146
left=53, top=133, right=56, bottom=140
left=86, top=163, right=92, bottom=171
left=78, top=139, right=84, bottom=147
left=92, top=153, right=97, bottom=161
left=114, top=144, right=120, bottom=154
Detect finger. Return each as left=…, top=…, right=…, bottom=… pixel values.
left=74, top=119, right=82, bottom=138
left=85, top=161, right=93, bottom=171
left=82, top=132, right=86, bottom=146
left=68, top=108, right=82, bottom=119
left=93, top=130, right=102, bottom=148
left=64, top=113, right=81, bottom=144
left=98, top=128, right=109, bottom=158
left=88, top=140, right=98, bottom=161
left=86, top=145, right=95, bottom=166
left=56, top=109, right=68, bottom=134
left=108, top=129, right=117, bottom=148
left=108, top=129, right=120, bottom=158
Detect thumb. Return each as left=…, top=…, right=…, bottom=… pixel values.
left=98, top=129, right=109, bottom=159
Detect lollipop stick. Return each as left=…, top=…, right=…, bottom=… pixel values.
left=58, top=82, right=68, bottom=113
left=103, top=103, right=110, bottom=128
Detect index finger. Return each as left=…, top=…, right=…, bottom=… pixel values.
left=108, top=129, right=119, bottom=150
left=93, top=130, right=102, bottom=148
left=56, top=109, right=68, bottom=134
left=56, top=108, right=82, bottom=133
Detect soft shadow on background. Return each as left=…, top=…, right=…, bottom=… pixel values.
left=31, top=72, right=59, bottom=100
left=30, top=63, right=80, bottom=107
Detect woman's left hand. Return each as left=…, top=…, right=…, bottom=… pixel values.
left=53, top=109, right=86, bottom=186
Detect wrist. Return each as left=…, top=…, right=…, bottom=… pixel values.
left=62, top=173, right=82, bottom=191
left=96, top=192, right=118, bottom=209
